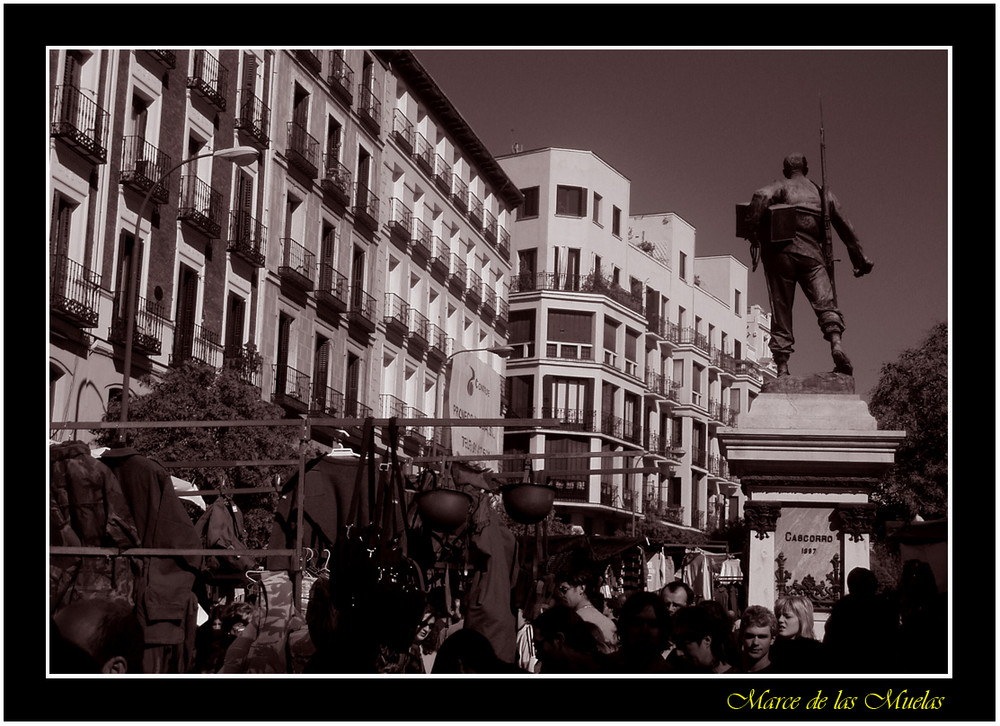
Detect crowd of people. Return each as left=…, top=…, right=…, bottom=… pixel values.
left=50, top=559, right=946, bottom=676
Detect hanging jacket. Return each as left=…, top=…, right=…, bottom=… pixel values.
left=220, top=570, right=306, bottom=673
left=195, top=496, right=248, bottom=575
left=464, top=506, right=518, bottom=664
left=101, top=447, right=202, bottom=647
left=49, top=441, right=139, bottom=613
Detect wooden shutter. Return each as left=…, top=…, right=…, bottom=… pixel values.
left=225, top=293, right=245, bottom=356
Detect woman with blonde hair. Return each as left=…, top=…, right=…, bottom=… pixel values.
left=771, top=595, right=827, bottom=673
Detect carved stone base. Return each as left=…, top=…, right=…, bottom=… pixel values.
left=762, top=371, right=855, bottom=394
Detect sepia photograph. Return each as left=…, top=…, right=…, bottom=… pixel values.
left=29, top=3, right=991, bottom=723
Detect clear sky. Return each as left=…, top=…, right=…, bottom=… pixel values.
left=413, top=48, right=950, bottom=402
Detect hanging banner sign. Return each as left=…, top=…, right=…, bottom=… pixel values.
left=445, top=355, right=502, bottom=470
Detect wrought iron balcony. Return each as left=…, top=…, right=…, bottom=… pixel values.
left=413, top=132, right=434, bottom=176
left=286, top=121, right=319, bottom=178
left=120, top=136, right=171, bottom=204
left=380, top=392, right=408, bottom=419
left=391, top=109, right=414, bottom=153
left=383, top=292, right=410, bottom=337
left=403, top=405, right=431, bottom=445
left=110, top=292, right=164, bottom=356
left=433, top=155, right=451, bottom=193
left=467, top=191, right=484, bottom=227
left=426, top=322, right=451, bottom=365
left=483, top=209, right=498, bottom=244
left=496, top=297, right=509, bottom=334
left=223, top=342, right=263, bottom=388
left=172, top=323, right=223, bottom=368
left=645, top=370, right=670, bottom=399
left=498, top=226, right=510, bottom=261
left=273, top=363, right=310, bottom=411
left=448, top=254, right=467, bottom=293
left=143, top=50, right=177, bottom=68
left=321, top=150, right=351, bottom=205
left=278, top=237, right=315, bottom=291
left=327, top=51, right=354, bottom=106
left=178, top=175, right=224, bottom=238
left=357, top=84, right=381, bottom=134
left=509, top=270, right=644, bottom=314
left=296, top=49, right=323, bottom=74
left=465, top=268, right=483, bottom=308
left=388, top=198, right=412, bottom=248
left=353, top=183, right=379, bottom=231
left=691, top=447, right=709, bottom=470
left=316, top=263, right=348, bottom=315
left=408, top=307, right=430, bottom=348
left=51, top=85, right=109, bottom=163
left=430, top=237, right=450, bottom=279
left=187, top=50, right=228, bottom=110
left=541, top=407, right=598, bottom=433
left=551, top=479, right=589, bottom=502
left=411, top=218, right=433, bottom=261
left=344, top=397, right=374, bottom=419
left=235, top=92, right=270, bottom=148
left=451, top=175, right=468, bottom=211
left=480, top=284, right=497, bottom=323
left=348, top=286, right=377, bottom=334
left=311, top=383, right=344, bottom=417
left=51, top=254, right=101, bottom=328
left=227, top=210, right=267, bottom=267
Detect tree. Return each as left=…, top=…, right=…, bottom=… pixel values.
left=97, top=361, right=317, bottom=549
left=868, top=322, right=948, bottom=522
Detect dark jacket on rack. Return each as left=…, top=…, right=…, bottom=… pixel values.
left=49, top=441, right=140, bottom=613
left=100, top=447, right=202, bottom=656
left=464, top=506, right=519, bottom=664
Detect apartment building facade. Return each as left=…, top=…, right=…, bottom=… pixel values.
left=49, top=49, right=520, bottom=456
left=498, top=148, right=773, bottom=535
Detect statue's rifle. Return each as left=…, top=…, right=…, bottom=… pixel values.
left=819, top=98, right=837, bottom=305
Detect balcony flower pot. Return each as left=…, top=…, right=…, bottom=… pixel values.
left=415, top=488, right=472, bottom=532
left=501, top=481, right=556, bottom=525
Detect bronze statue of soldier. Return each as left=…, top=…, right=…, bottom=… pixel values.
left=740, top=153, right=873, bottom=377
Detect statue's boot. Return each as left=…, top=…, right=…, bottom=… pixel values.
left=774, top=353, right=790, bottom=377
left=829, top=334, right=853, bottom=375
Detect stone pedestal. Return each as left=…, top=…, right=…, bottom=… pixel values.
left=718, top=373, right=905, bottom=622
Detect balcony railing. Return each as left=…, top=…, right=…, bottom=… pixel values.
left=551, top=479, right=589, bottom=502
left=172, top=323, right=223, bottom=368
left=353, top=183, right=379, bottom=231
left=427, top=322, right=451, bottom=362
left=413, top=132, right=434, bottom=176
left=110, top=292, right=164, bottom=356
left=273, top=363, right=310, bottom=409
left=50, top=254, right=101, bottom=328
left=411, top=218, right=433, bottom=260
left=187, top=50, right=228, bottom=110
left=467, top=192, right=484, bottom=227
left=344, top=397, right=374, bottom=419
left=483, top=209, right=498, bottom=243
left=286, top=122, right=319, bottom=178
left=278, top=238, right=315, bottom=291
left=465, top=268, right=483, bottom=307
left=227, top=210, right=267, bottom=267
left=391, top=109, right=414, bottom=153
left=448, top=254, right=467, bottom=292
left=380, top=392, right=408, bottom=419
left=388, top=198, right=412, bottom=247
left=178, top=175, right=224, bottom=238
left=510, top=271, right=644, bottom=314
left=505, top=407, right=597, bottom=432
left=383, top=292, right=410, bottom=336
left=433, top=155, right=451, bottom=192
left=403, top=405, right=431, bottom=444
left=143, top=50, right=177, bottom=69
left=327, top=52, right=354, bottom=106
left=223, top=343, right=263, bottom=388
left=451, top=175, right=468, bottom=211
left=235, top=92, right=270, bottom=148
left=51, top=85, right=109, bottom=163
left=348, top=287, right=377, bottom=333
left=316, top=263, right=349, bottom=314
left=296, top=49, right=323, bottom=74
left=430, top=237, right=450, bottom=278
left=120, top=136, right=171, bottom=204
left=497, top=226, right=511, bottom=261
left=311, top=383, right=344, bottom=416
left=496, top=297, right=509, bottom=332
left=321, top=150, right=352, bottom=205
left=408, top=308, right=431, bottom=347
left=481, top=284, right=497, bottom=323
left=357, top=84, right=381, bottom=134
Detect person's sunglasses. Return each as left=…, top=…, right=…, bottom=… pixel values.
left=557, top=585, right=572, bottom=594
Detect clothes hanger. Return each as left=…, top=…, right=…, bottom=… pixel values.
left=318, top=549, right=331, bottom=575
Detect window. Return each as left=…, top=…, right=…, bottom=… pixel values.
left=735, top=289, right=742, bottom=316
left=592, top=192, right=602, bottom=225
left=678, top=251, right=687, bottom=280
left=612, top=206, right=622, bottom=237
left=548, top=310, right=592, bottom=343
left=517, top=186, right=539, bottom=219
left=555, top=185, right=586, bottom=217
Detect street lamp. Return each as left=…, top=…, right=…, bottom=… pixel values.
left=432, top=344, right=514, bottom=454
left=118, top=145, right=260, bottom=437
